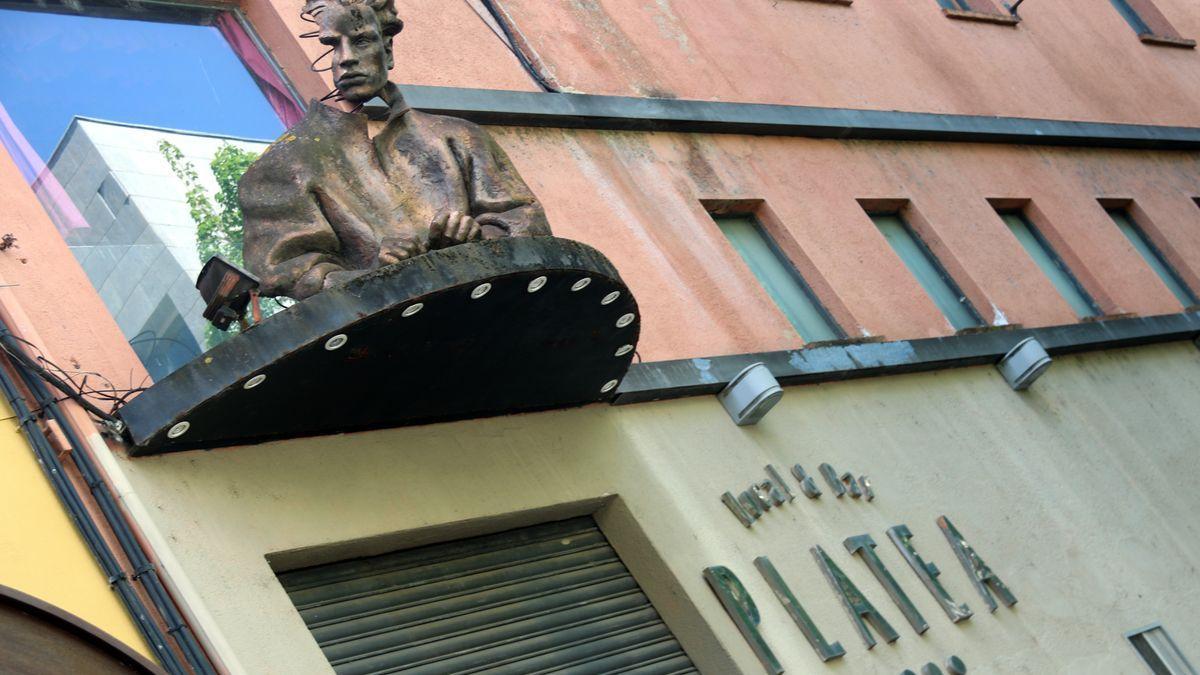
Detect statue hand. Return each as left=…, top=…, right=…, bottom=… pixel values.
left=428, top=210, right=482, bottom=250
left=378, top=235, right=427, bottom=266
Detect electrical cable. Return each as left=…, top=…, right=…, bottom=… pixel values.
left=469, top=0, right=559, bottom=93
left=0, top=342, right=186, bottom=674
left=0, top=325, right=218, bottom=674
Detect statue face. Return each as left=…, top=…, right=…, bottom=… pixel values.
left=319, top=3, right=391, bottom=104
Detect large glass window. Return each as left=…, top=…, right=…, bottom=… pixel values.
left=870, top=213, right=983, bottom=331
left=1105, top=207, right=1197, bottom=308
left=0, top=2, right=300, bottom=380
left=714, top=215, right=844, bottom=343
left=997, top=210, right=1099, bottom=318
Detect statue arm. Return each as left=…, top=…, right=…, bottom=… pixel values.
left=460, top=124, right=550, bottom=238
left=241, top=172, right=352, bottom=301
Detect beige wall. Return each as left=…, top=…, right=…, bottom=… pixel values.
left=106, top=341, right=1200, bottom=674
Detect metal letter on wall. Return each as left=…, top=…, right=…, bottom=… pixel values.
left=937, top=516, right=1017, bottom=612
left=843, top=535, right=929, bottom=635
left=886, top=525, right=972, bottom=623
left=811, top=545, right=900, bottom=649
left=702, top=566, right=784, bottom=675
left=722, top=492, right=757, bottom=528
left=753, top=556, right=846, bottom=663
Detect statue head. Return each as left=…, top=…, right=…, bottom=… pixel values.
left=303, top=0, right=403, bottom=103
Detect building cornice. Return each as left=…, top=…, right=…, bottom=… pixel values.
left=397, top=84, right=1200, bottom=151
left=614, top=312, right=1200, bottom=405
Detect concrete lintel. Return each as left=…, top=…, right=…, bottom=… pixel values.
left=613, top=312, right=1200, bottom=405
left=398, top=84, right=1200, bottom=151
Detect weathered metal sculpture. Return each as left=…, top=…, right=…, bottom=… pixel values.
left=119, top=0, right=641, bottom=453
left=239, top=0, right=550, bottom=300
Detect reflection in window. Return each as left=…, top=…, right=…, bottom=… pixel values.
left=0, top=3, right=297, bottom=381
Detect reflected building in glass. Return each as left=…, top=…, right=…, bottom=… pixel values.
left=46, top=118, right=268, bottom=380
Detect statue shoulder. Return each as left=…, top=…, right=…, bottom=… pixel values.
left=409, top=110, right=494, bottom=145
left=242, top=103, right=367, bottom=187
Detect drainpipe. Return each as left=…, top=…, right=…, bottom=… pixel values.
left=0, top=321, right=218, bottom=675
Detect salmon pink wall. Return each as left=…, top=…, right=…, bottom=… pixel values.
left=2, top=0, right=1200, bottom=393
left=491, top=128, right=1200, bottom=359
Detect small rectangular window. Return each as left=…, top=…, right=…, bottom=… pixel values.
left=869, top=212, right=983, bottom=331
left=997, top=210, right=1099, bottom=318
left=1105, top=207, right=1198, bottom=308
left=1107, top=0, right=1195, bottom=47
left=714, top=215, right=844, bottom=343
left=936, top=0, right=1010, bottom=17
left=1127, top=624, right=1197, bottom=675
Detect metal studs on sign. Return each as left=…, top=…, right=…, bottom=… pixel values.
left=601, top=291, right=620, bottom=306
left=615, top=344, right=634, bottom=357
left=471, top=283, right=492, bottom=300
left=571, top=278, right=591, bottom=292
left=243, top=374, right=267, bottom=390
left=402, top=303, right=423, bottom=317
left=601, top=379, right=619, bottom=393
left=527, top=276, right=547, bottom=293
left=167, top=421, right=190, bottom=439
left=616, top=313, right=635, bottom=328
left=325, top=334, right=348, bottom=351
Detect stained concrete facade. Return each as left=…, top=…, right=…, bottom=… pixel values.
left=98, top=343, right=1200, bottom=673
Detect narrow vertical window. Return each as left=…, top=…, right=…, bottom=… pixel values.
left=1105, top=207, right=1198, bottom=308
left=997, top=210, right=1100, bottom=318
left=1126, top=624, right=1197, bottom=675
left=714, top=215, right=844, bottom=343
left=869, top=213, right=983, bottom=331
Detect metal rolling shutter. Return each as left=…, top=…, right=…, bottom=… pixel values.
left=278, top=517, right=698, bottom=675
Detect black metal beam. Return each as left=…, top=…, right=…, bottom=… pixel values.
left=399, top=84, right=1200, bottom=151
left=613, top=312, right=1200, bottom=405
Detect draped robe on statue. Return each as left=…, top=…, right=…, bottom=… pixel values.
left=239, top=100, right=550, bottom=299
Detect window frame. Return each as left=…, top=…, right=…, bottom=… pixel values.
left=1107, top=0, right=1196, bottom=48
left=936, top=0, right=1021, bottom=26
left=1103, top=204, right=1199, bottom=309
left=995, top=208, right=1101, bottom=319
left=868, top=210, right=985, bottom=332
left=711, top=212, right=848, bottom=343
left=0, top=0, right=304, bottom=385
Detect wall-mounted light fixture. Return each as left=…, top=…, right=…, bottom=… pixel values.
left=718, top=362, right=783, bottom=426
left=996, top=337, right=1052, bottom=390
left=196, top=255, right=261, bottom=331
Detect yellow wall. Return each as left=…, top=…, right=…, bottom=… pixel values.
left=0, top=399, right=152, bottom=660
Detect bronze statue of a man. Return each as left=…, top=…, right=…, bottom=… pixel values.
left=239, top=0, right=550, bottom=300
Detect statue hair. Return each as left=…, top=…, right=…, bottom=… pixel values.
left=303, top=0, right=404, bottom=39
